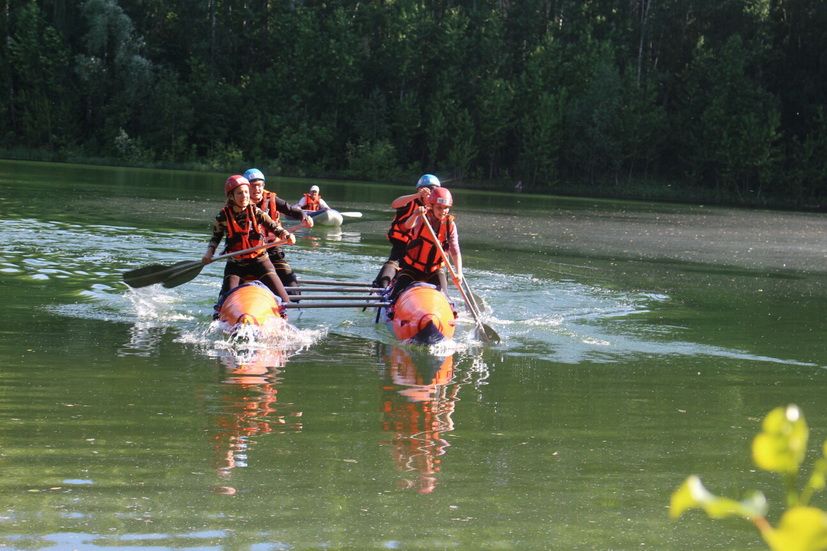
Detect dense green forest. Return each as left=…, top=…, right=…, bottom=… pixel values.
left=1, top=0, right=825, bottom=207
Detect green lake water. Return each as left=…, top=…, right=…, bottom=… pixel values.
left=1, top=160, right=825, bottom=549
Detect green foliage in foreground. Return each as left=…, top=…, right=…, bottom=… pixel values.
left=671, top=405, right=827, bottom=551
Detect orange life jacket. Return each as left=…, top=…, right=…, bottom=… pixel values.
left=402, top=214, right=455, bottom=273
left=256, top=191, right=280, bottom=222
left=303, top=193, right=321, bottom=211
left=222, top=205, right=266, bottom=260
left=387, top=198, right=424, bottom=243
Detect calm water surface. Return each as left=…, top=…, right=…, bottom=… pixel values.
left=1, top=160, right=826, bottom=549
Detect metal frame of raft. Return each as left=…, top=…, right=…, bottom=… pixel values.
left=217, top=280, right=457, bottom=344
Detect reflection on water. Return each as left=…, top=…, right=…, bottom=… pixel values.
left=2, top=162, right=826, bottom=549
left=378, top=344, right=459, bottom=494
left=210, top=347, right=302, bottom=493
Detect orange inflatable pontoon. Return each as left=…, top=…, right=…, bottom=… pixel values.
left=387, top=283, right=457, bottom=345
left=217, top=282, right=285, bottom=339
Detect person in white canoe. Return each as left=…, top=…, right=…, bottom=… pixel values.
left=296, top=185, right=331, bottom=211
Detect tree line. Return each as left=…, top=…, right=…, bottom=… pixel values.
left=1, top=0, right=825, bottom=207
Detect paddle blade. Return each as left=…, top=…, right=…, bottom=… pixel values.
left=123, top=260, right=200, bottom=288
left=475, top=322, right=501, bottom=344
left=339, top=211, right=363, bottom=218
left=160, top=261, right=205, bottom=288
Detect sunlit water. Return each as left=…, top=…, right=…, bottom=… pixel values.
left=1, top=161, right=826, bottom=550
left=4, top=217, right=815, bottom=369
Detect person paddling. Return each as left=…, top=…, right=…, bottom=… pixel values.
left=296, top=185, right=330, bottom=211
left=372, top=174, right=441, bottom=289
left=244, top=168, right=313, bottom=295
left=204, top=175, right=296, bottom=310
left=388, top=187, right=462, bottom=303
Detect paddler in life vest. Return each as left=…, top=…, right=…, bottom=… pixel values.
left=372, top=174, right=440, bottom=289
left=388, top=187, right=462, bottom=303
left=243, top=168, right=313, bottom=295
left=203, top=175, right=296, bottom=307
left=296, top=185, right=330, bottom=211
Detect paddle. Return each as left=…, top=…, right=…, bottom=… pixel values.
left=123, top=223, right=302, bottom=289
left=421, top=215, right=500, bottom=344
left=339, top=212, right=363, bottom=218
left=123, top=238, right=291, bottom=289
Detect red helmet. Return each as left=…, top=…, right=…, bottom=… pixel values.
left=224, top=175, right=250, bottom=196
left=429, top=187, right=453, bottom=207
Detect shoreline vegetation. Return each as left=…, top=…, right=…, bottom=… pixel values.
left=2, top=2, right=825, bottom=211
left=2, top=151, right=823, bottom=213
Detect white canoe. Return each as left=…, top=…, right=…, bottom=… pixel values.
left=304, top=208, right=344, bottom=226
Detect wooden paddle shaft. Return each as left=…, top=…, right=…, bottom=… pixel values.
left=207, top=222, right=302, bottom=264
left=421, top=215, right=490, bottom=337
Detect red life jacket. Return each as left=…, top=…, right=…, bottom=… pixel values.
left=387, top=198, right=424, bottom=243
left=222, top=205, right=265, bottom=260
left=256, top=191, right=280, bottom=222
left=303, top=193, right=321, bottom=211
left=402, top=214, right=455, bottom=273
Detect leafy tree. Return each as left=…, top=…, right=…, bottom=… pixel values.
left=519, top=90, right=565, bottom=188
left=567, top=49, right=625, bottom=184
left=679, top=34, right=780, bottom=201
left=6, top=0, right=73, bottom=147
left=186, top=57, right=242, bottom=160
left=0, top=0, right=823, bottom=206
left=446, top=107, right=477, bottom=181
left=141, top=66, right=193, bottom=162
left=476, top=78, right=514, bottom=179
left=345, top=139, right=399, bottom=181
left=783, top=107, right=827, bottom=207
left=74, top=0, right=153, bottom=150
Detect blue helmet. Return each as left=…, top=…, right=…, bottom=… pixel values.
left=243, top=168, right=265, bottom=182
left=416, top=174, right=441, bottom=188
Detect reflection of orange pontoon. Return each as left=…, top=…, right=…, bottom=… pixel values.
left=211, top=348, right=302, bottom=488
left=379, top=345, right=458, bottom=494
left=217, top=282, right=285, bottom=339
left=386, top=283, right=457, bottom=345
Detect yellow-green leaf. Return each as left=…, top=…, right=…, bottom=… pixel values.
left=753, top=405, right=809, bottom=475
left=762, top=506, right=827, bottom=551
left=805, top=459, right=827, bottom=497
left=670, top=476, right=711, bottom=519
left=670, top=476, right=766, bottom=520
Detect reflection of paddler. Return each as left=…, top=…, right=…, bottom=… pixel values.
left=379, top=345, right=458, bottom=494
left=211, top=350, right=302, bottom=483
